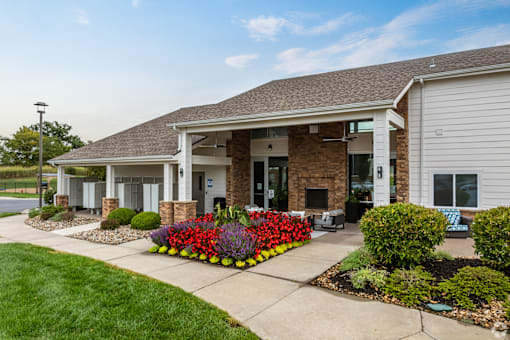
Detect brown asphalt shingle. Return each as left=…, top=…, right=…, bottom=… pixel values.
left=52, top=44, right=510, bottom=162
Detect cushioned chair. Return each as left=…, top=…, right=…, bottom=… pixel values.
left=312, top=209, right=345, bottom=232
left=437, top=208, right=472, bottom=238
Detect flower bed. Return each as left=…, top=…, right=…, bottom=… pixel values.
left=148, top=210, right=312, bottom=269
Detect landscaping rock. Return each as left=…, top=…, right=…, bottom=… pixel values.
left=70, top=225, right=156, bottom=245
left=25, top=214, right=101, bottom=232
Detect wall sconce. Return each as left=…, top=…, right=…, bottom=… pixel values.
left=377, top=166, right=383, bottom=179
left=268, top=144, right=272, bottom=151
left=179, top=168, right=184, bottom=177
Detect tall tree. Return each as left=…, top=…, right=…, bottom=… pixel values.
left=29, top=121, right=85, bottom=149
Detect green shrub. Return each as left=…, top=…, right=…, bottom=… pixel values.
left=360, top=203, right=447, bottom=267
left=438, top=266, right=510, bottom=310
left=209, top=256, right=220, bottom=264
left=221, top=258, right=233, bottom=266
left=41, top=205, right=65, bottom=215
left=40, top=212, right=54, bottom=221
left=49, top=211, right=75, bottom=222
left=108, top=208, right=136, bottom=226
left=28, top=208, right=40, bottom=218
left=339, top=247, right=374, bottom=271
left=100, top=219, right=120, bottom=230
left=44, top=189, right=55, bottom=205
left=148, top=245, right=159, bottom=253
left=383, top=267, right=435, bottom=306
left=472, top=207, right=510, bottom=268
left=426, top=250, right=454, bottom=261
left=131, top=212, right=161, bottom=230
left=350, top=267, right=387, bottom=289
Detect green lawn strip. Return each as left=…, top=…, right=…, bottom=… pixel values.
left=0, top=192, right=39, bottom=198
left=0, top=177, right=58, bottom=190
left=0, top=212, right=21, bottom=218
left=0, top=243, right=257, bottom=340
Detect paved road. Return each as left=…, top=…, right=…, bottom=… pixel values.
left=0, top=198, right=39, bottom=213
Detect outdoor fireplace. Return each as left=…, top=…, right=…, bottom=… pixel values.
left=305, top=188, right=328, bottom=209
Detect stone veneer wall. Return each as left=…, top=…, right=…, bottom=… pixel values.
left=173, top=201, right=197, bottom=223
left=159, top=201, right=174, bottom=226
left=225, top=130, right=251, bottom=207
left=288, top=123, right=348, bottom=214
left=396, top=93, right=410, bottom=203
left=55, top=195, right=69, bottom=208
left=102, top=198, right=119, bottom=219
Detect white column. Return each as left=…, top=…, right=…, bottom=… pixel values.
left=106, top=165, right=116, bottom=198
left=57, top=166, right=65, bottom=195
left=163, top=163, right=174, bottom=201
left=373, top=110, right=391, bottom=206
left=178, top=131, right=192, bottom=201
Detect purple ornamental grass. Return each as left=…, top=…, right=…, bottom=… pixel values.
left=150, top=226, right=170, bottom=247
left=170, top=220, right=215, bottom=232
left=214, top=223, right=258, bottom=261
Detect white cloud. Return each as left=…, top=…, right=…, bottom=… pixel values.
left=74, top=9, right=89, bottom=25
left=131, top=0, right=140, bottom=8
left=274, top=1, right=510, bottom=75
left=445, top=24, right=510, bottom=50
left=240, top=13, right=357, bottom=41
left=225, top=54, right=259, bottom=69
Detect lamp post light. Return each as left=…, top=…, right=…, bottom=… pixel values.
left=34, top=102, right=48, bottom=209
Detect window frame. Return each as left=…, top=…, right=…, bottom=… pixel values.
left=430, top=171, right=480, bottom=209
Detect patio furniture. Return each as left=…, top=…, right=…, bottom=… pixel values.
left=437, top=208, right=472, bottom=238
left=312, top=209, right=345, bottom=232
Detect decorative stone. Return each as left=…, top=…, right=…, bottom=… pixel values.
left=427, top=303, right=453, bottom=312
left=173, top=201, right=197, bottom=223
left=102, top=197, right=119, bottom=219
left=55, top=194, right=69, bottom=208
left=159, top=201, right=174, bottom=226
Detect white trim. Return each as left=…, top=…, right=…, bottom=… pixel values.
left=56, top=166, right=65, bottom=195
left=106, top=165, right=116, bottom=199
left=163, top=163, right=174, bottom=201
left=387, top=109, right=405, bottom=129
left=393, top=78, right=414, bottom=108
left=192, top=155, right=232, bottom=166
left=429, top=171, right=480, bottom=210
left=50, top=154, right=177, bottom=166
left=414, top=63, right=510, bottom=82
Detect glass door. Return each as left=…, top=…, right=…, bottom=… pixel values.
left=268, top=157, right=288, bottom=211
left=253, top=161, right=265, bottom=208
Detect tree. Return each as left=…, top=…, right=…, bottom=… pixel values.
left=0, top=122, right=84, bottom=166
left=29, top=121, right=85, bottom=149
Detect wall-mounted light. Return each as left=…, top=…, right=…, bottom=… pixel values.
left=377, top=166, right=383, bottom=179
left=268, top=144, right=272, bottom=151
left=179, top=168, right=184, bottom=177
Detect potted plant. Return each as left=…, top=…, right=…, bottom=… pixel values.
left=345, top=193, right=360, bottom=223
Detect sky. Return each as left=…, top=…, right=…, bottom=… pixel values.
left=1, top=0, right=510, bottom=142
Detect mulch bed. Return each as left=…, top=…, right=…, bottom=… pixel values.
left=70, top=226, right=156, bottom=245
left=25, top=214, right=101, bottom=231
left=311, top=258, right=509, bottom=332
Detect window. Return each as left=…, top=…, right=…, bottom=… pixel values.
left=349, top=120, right=396, bottom=133
left=433, top=173, right=478, bottom=208
left=251, top=127, right=288, bottom=139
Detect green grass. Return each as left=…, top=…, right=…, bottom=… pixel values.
left=0, top=212, right=20, bottom=218
left=0, top=243, right=257, bottom=340
left=0, top=192, right=39, bottom=198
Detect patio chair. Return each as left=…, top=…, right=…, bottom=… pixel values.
left=437, top=208, right=472, bottom=238
left=312, top=209, right=345, bottom=232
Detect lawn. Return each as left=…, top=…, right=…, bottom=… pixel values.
left=0, top=212, right=20, bottom=218
left=0, top=192, right=39, bottom=198
left=0, top=177, right=57, bottom=190
left=0, top=243, right=258, bottom=340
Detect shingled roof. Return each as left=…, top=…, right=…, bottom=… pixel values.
left=52, top=44, right=510, bottom=162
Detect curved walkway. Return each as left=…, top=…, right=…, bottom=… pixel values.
left=0, top=214, right=499, bottom=340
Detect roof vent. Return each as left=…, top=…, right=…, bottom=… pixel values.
left=429, top=58, right=436, bottom=68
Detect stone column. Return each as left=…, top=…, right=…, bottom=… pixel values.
left=396, top=93, right=410, bottom=203
left=55, top=195, right=69, bottom=208
left=159, top=201, right=175, bottom=226
left=173, top=201, right=197, bottom=223
left=102, top=198, right=119, bottom=219
left=226, top=130, right=250, bottom=207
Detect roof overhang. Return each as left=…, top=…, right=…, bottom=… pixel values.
left=50, top=154, right=178, bottom=166
left=170, top=100, right=394, bottom=133
left=414, top=62, right=510, bottom=82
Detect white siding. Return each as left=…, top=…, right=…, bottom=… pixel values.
left=409, top=72, right=510, bottom=209
left=193, top=165, right=226, bottom=213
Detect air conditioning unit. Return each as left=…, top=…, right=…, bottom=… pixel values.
left=83, top=182, right=106, bottom=209
left=117, top=183, right=143, bottom=211
left=143, top=183, right=163, bottom=213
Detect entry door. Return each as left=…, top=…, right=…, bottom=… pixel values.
left=192, top=172, right=205, bottom=215
left=253, top=160, right=266, bottom=208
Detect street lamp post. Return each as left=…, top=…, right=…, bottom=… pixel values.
left=34, top=102, right=48, bottom=209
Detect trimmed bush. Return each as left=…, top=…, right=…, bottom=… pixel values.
left=40, top=212, right=54, bottom=221
left=438, top=266, right=510, bottom=310
left=41, top=205, right=65, bottom=215
left=49, top=211, right=75, bottom=222
left=28, top=208, right=40, bottom=218
left=107, top=208, right=136, bottom=226
left=339, top=247, right=374, bottom=271
left=131, top=212, right=161, bottom=230
left=383, top=267, right=435, bottom=306
left=360, top=203, right=447, bottom=267
left=100, top=219, right=120, bottom=230
left=472, top=207, right=510, bottom=268
left=350, top=267, right=387, bottom=289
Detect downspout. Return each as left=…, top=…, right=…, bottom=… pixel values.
left=419, top=78, right=425, bottom=206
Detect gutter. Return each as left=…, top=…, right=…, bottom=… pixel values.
left=419, top=78, right=425, bottom=206
left=49, top=154, right=177, bottom=166
left=170, top=99, right=394, bottom=129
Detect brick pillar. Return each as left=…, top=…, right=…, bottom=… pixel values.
left=173, top=201, right=197, bottom=223
left=102, top=198, right=119, bottom=219
left=226, top=130, right=251, bottom=207
left=55, top=195, right=69, bottom=208
left=159, top=201, right=174, bottom=226
left=396, top=93, right=410, bottom=203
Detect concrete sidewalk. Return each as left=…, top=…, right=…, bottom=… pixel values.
left=0, top=214, right=497, bottom=340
